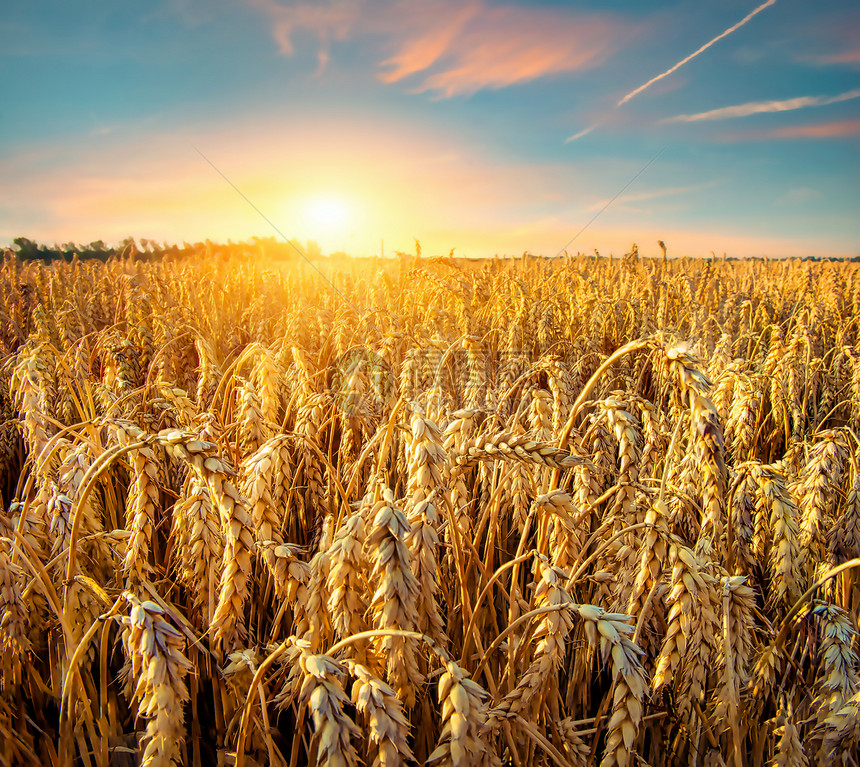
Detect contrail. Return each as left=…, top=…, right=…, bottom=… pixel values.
left=617, top=0, right=777, bottom=107
left=564, top=124, right=598, bottom=143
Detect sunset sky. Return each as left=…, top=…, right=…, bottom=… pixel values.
left=2, top=0, right=858, bottom=258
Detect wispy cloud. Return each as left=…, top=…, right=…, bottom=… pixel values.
left=249, top=0, right=359, bottom=72
left=585, top=182, right=717, bottom=214
left=383, top=3, right=623, bottom=96
left=793, top=10, right=860, bottom=69
left=801, top=49, right=860, bottom=66
left=723, top=119, right=860, bottom=141
left=776, top=187, right=822, bottom=206
left=377, top=2, right=481, bottom=84
left=251, top=0, right=626, bottom=96
left=667, top=88, right=860, bottom=122
left=617, top=0, right=777, bottom=106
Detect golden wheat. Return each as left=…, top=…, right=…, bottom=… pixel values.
left=1, top=247, right=859, bottom=766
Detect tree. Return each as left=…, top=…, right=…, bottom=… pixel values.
left=13, top=237, right=41, bottom=259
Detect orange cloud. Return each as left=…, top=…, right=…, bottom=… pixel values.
left=724, top=119, right=860, bottom=140
left=378, top=2, right=481, bottom=83
left=805, top=49, right=860, bottom=65
left=251, top=0, right=627, bottom=96
left=383, top=3, right=624, bottom=96
left=249, top=0, right=358, bottom=72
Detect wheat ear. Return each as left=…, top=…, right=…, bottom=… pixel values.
left=120, top=593, right=192, bottom=767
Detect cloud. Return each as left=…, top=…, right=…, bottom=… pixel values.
left=585, top=182, right=718, bottom=214
left=249, top=0, right=359, bottom=72
left=251, top=0, right=627, bottom=96
left=793, top=9, right=860, bottom=68
left=776, top=187, right=822, bottom=206
left=385, top=3, right=623, bottom=96
left=723, top=119, right=860, bottom=141
left=802, top=48, right=860, bottom=66
left=377, top=2, right=482, bottom=84
left=616, top=0, right=777, bottom=107
left=667, top=88, right=860, bottom=122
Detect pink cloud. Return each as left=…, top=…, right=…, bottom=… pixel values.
left=724, top=119, right=860, bottom=141
left=251, top=0, right=627, bottom=96
left=793, top=7, right=860, bottom=69
left=386, top=3, right=623, bottom=96
left=249, top=0, right=359, bottom=72
left=378, top=2, right=482, bottom=83
left=805, top=49, right=860, bottom=66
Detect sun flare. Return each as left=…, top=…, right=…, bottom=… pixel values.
left=305, top=194, right=351, bottom=229
left=293, top=193, right=357, bottom=253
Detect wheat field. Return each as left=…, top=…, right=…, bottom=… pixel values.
left=1, top=246, right=859, bottom=767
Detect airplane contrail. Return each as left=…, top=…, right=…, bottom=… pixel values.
left=564, top=125, right=597, bottom=143
left=565, top=0, right=778, bottom=142
left=617, top=0, right=777, bottom=107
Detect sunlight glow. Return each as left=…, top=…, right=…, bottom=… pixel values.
left=305, top=195, right=351, bottom=229
left=297, top=194, right=356, bottom=252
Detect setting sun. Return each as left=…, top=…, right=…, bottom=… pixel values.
left=299, top=194, right=355, bottom=252
left=305, top=194, right=350, bottom=228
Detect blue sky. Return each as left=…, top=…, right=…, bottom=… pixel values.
left=1, top=0, right=858, bottom=257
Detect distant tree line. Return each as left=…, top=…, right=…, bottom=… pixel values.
left=5, top=236, right=329, bottom=262
left=8, top=236, right=195, bottom=262
left=6, top=236, right=857, bottom=262
left=10, top=236, right=123, bottom=261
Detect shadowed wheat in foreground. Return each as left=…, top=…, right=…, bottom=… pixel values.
left=1, top=247, right=860, bottom=766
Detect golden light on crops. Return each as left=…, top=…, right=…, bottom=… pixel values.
left=3, top=244, right=860, bottom=766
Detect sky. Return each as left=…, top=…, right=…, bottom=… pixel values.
left=1, top=0, right=858, bottom=258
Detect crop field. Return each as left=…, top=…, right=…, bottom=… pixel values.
left=1, top=247, right=859, bottom=767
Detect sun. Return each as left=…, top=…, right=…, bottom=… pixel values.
left=304, top=194, right=351, bottom=229
left=296, top=194, right=356, bottom=253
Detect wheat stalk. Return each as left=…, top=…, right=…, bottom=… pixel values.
left=119, top=593, right=192, bottom=767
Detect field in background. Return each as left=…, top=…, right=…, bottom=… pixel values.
left=2, top=247, right=859, bottom=767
